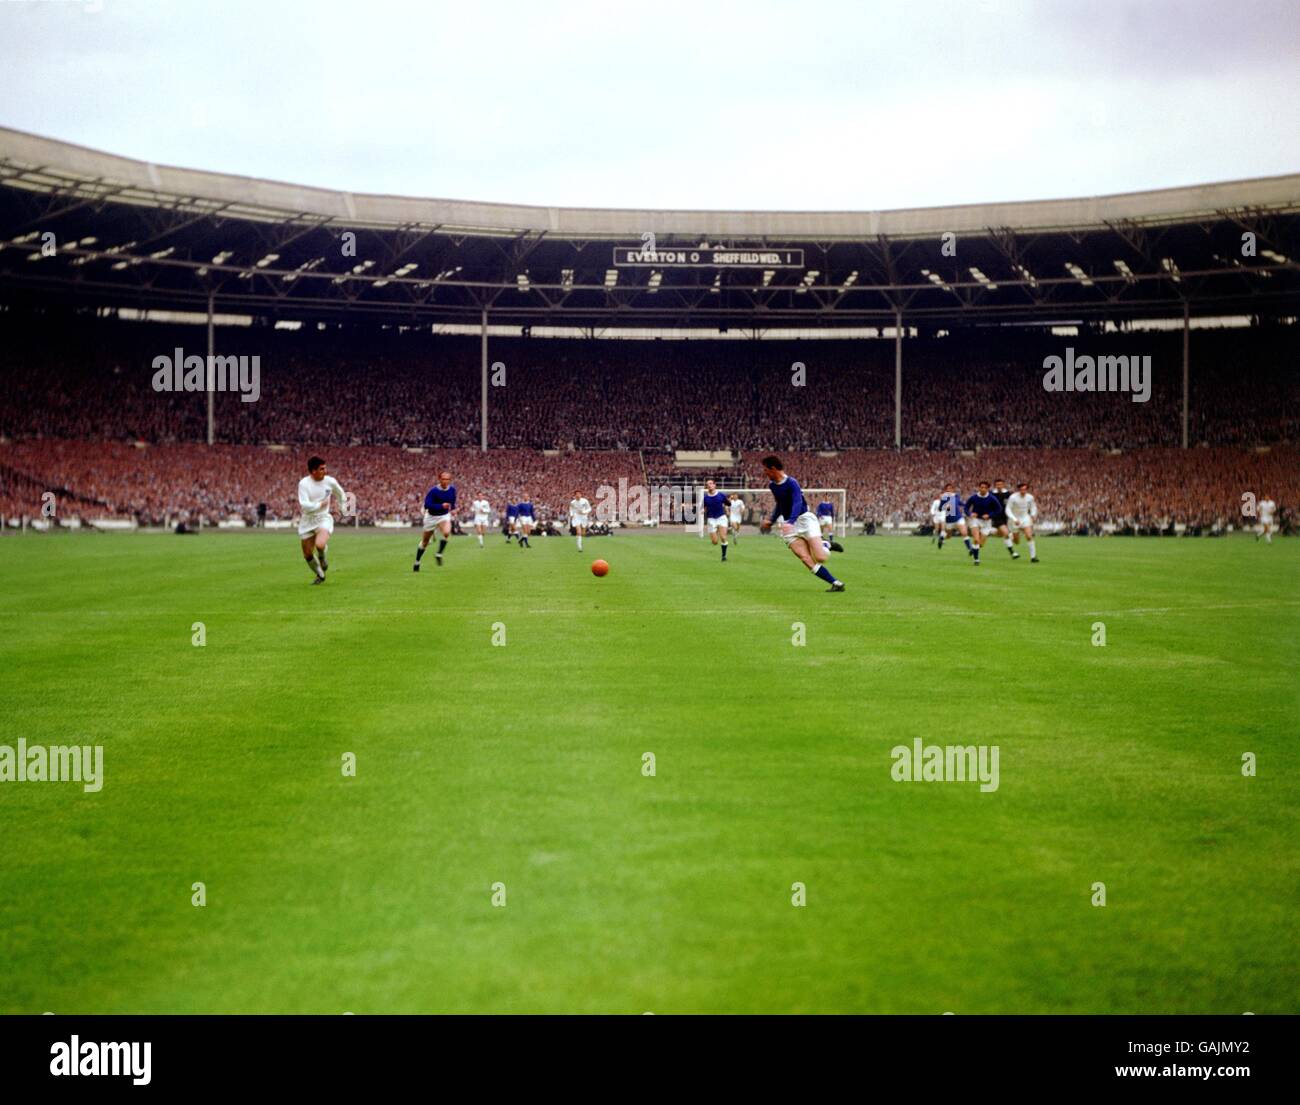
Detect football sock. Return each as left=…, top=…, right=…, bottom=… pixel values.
left=938, top=533, right=945, bottom=547
left=721, top=542, right=727, bottom=561
left=813, top=564, right=838, bottom=585
left=963, top=537, right=973, bottom=552
left=1003, top=538, right=1014, bottom=550
left=577, top=536, right=582, bottom=550
left=437, top=539, right=447, bottom=555
left=305, top=556, right=324, bottom=579
left=415, top=545, right=426, bottom=562
left=477, top=534, right=484, bottom=546
left=1028, top=540, right=1037, bottom=558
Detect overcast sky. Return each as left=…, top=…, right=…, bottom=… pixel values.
left=1, top=0, right=1297, bottom=211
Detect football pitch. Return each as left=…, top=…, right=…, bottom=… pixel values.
left=0, top=529, right=1295, bottom=1015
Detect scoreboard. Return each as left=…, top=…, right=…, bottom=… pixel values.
left=613, top=246, right=804, bottom=268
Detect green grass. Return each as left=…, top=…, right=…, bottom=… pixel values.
left=0, top=528, right=1296, bottom=1014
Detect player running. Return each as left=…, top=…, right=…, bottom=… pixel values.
left=990, top=479, right=1020, bottom=559
left=470, top=494, right=491, bottom=547
left=516, top=494, right=535, bottom=548
left=504, top=501, right=518, bottom=542
left=415, top=469, right=456, bottom=570
left=1006, top=481, right=1040, bottom=562
left=702, top=478, right=730, bottom=561
left=570, top=490, right=592, bottom=551
left=936, top=483, right=974, bottom=556
left=759, top=455, right=844, bottom=592
left=965, top=481, right=1010, bottom=566
left=1256, top=493, right=1277, bottom=543
left=728, top=493, right=745, bottom=542
left=297, top=455, right=347, bottom=585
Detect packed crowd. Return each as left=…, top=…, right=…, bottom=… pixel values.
left=1, top=314, right=1294, bottom=529
left=2, top=440, right=1294, bottom=531
left=2, top=318, right=1296, bottom=452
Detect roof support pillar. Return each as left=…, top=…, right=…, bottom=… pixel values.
left=1182, top=300, right=1189, bottom=449
left=480, top=306, right=489, bottom=452
left=206, top=290, right=215, bottom=446
left=894, top=307, right=903, bottom=450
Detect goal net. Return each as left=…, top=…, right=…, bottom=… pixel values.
left=694, top=487, right=847, bottom=537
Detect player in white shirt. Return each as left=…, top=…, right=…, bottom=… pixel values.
left=297, top=455, right=348, bottom=584
left=1006, top=481, right=1040, bottom=562
left=929, top=496, right=945, bottom=543
left=1256, top=494, right=1277, bottom=543
left=569, top=490, right=592, bottom=551
left=728, top=494, right=744, bottom=542
left=470, top=495, right=491, bottom=547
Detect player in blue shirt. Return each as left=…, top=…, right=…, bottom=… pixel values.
left=516, top=494, right=535, bottom=548
left=964, top=481, right=1008, bottom=567
left=415, top=469, right=456, bottom=570
left=815, top=498, right=845, bottom=553
left=701, top=478, right=731, bottom=561
left=990, top=478, right=1020, bottom=559
left=937, top=483, right=974, bottom=557
left=759, top=455, right=844, bottom=592
left=504, top=502, right=518, bottom=542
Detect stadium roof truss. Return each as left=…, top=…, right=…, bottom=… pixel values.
left=1, top=127, right=1298, bottom=329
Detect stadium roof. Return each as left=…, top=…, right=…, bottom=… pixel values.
left=2, top=126, right=1298, bottom=330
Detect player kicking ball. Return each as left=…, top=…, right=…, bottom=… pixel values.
left=415, top=469, right=456, bottom=570
left=297, top=455, right=347, bottom=585
left=569, top=490, right=591, bottom=551
left=1006, top=481, right=1040, bottom=562
left=759, top=455, right=844, bottom=592
left=702, top=479, right=730, bottom=561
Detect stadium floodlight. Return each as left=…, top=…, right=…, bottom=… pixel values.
left=1113, top=259, right=1136, bottom=283
left=255, top=253, right=280, bottom=268
left=1161, top=257, right=1181, bottom=283
left=1065, top=261, right=1094, bottom=286
left=604, top=269, right=618, bottom=287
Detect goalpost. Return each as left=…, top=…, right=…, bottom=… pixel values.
left=694, top=487, right=848, bottom=538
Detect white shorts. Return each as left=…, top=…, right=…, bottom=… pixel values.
left=298, top=513, right=334, bottom=539
left=423, top=511, right=452, bottom=532
left=1008, top=516, right=1033, bottom=532
left=931, top=515, right=945, bottom=528
left=1260, top=515, right=1275, bottom=527
left=707, top=515, right=729, bottom=533
left=971, top=517, right=994, bottom=535
left=571, top=516, right=589, bottom=529
left=780, top=512, right=824, bottom=547
left=473, top=515, right=490, bottom=527
left=518, top=515, right=534, bottom=527
left=730, top=513, right=743, bottom=526
left=819, top=515, right=834, bottom=532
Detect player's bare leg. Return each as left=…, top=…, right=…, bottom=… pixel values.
left=301, top=534, right=325, bottom=583
left=791, top=534, right=843, bottom=591
left=1022, top=524, right=1038, bottom=562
